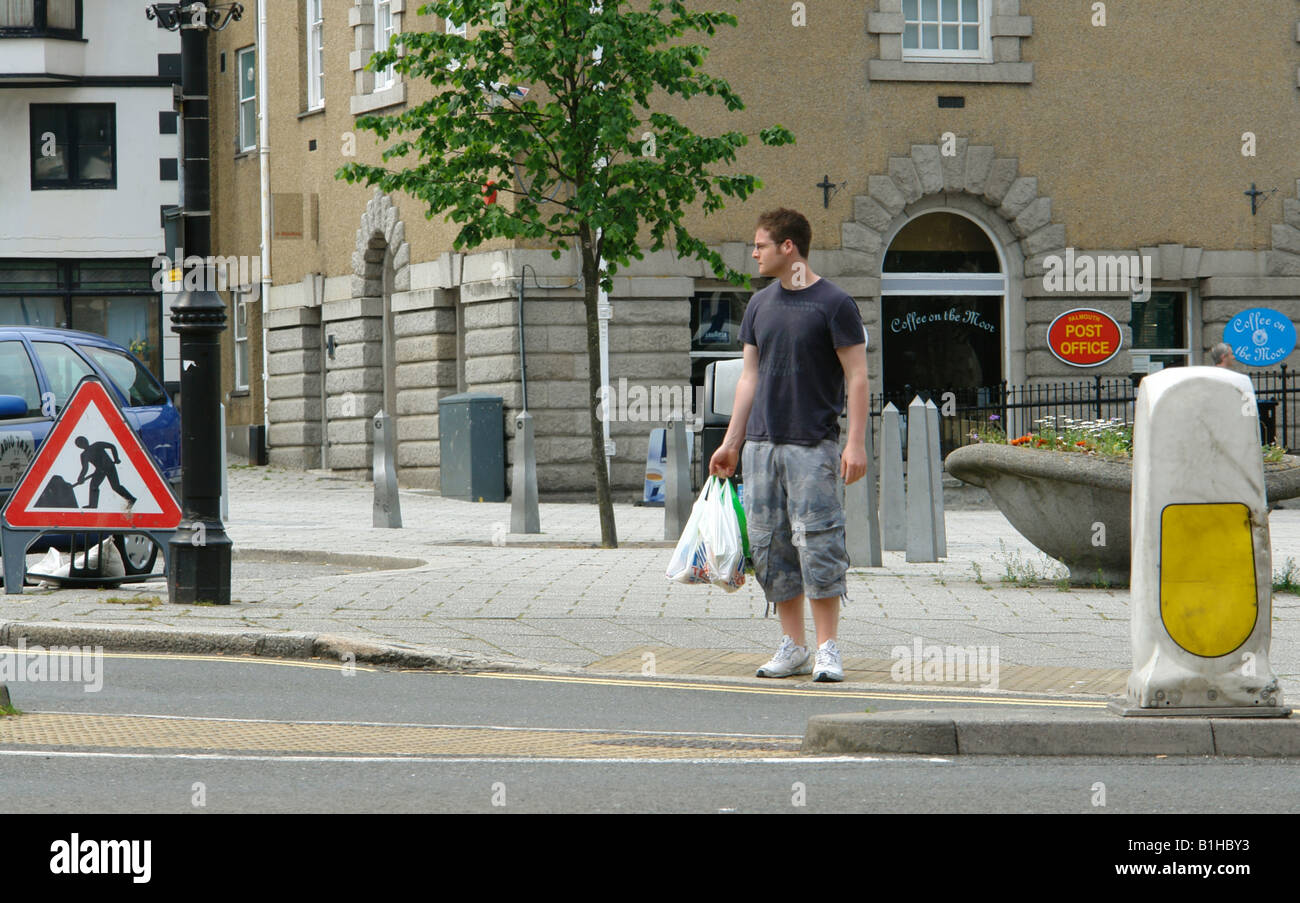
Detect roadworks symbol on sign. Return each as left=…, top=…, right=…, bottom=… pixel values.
left=2, top=378, right=181, bottom=531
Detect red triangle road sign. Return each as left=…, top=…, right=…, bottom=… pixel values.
left=3, top=378, right=182, bottom=530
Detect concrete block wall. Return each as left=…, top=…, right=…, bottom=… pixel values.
left=393, top=297, right=457, bottom=489
left=605, top=299, right=694, bottom=496
left=465, top=295, right=584, bottom=492
left=321, top=300, right=383, bottom=479
left=450, top=293, right=698, bottom=496
left=266, top=307, right=323, bottom=469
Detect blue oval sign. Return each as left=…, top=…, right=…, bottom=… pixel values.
left=1224, top=308, right=1296, bottom=367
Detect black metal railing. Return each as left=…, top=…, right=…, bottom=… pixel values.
left=872, top=364, right=1298, bottom=459
left=1245, top=364, right=1295, bottom=450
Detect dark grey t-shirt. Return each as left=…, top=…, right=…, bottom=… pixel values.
left=739, top=277, right=866, bottom=445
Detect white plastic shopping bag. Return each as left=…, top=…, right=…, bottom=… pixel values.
left=665, top=477, right=748, bottom=592
left=697, top=478, right=744, bottom=591
left=665, top=486, right=711, bottom=587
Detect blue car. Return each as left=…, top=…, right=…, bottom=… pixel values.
left=0, top=327, right=181, bottom=576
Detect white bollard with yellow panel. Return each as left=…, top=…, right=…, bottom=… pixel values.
left=1116, top=366, right=1290, bottom=716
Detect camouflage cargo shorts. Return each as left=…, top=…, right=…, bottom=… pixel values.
left=741, top=438, right=848, bottom=610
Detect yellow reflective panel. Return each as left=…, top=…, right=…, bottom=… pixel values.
left=1160, top=503, right=1258, bottom=658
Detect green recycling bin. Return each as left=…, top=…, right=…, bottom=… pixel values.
left=438, top=393, right=505, bottom=502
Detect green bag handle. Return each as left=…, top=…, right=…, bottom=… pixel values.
left=713, top=475, right=750, bottom=561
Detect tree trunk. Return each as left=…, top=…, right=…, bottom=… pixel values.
left=580, top=225, right=618, bottom=548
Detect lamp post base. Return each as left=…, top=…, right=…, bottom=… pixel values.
left=168, top=521, right=232, bottom=605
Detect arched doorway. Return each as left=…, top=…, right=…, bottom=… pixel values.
left=344, top=190, right=410, bottom=479
left=880, top=211, right=1006, bottom=417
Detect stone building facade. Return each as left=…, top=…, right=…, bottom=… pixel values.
left=207, top=0, right=1300, bottom=494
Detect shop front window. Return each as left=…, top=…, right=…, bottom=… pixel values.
left=0, top=260, right=162, bottom=378
left=0, top=296, right=65, bottom=328
left=1130, top=290, right=1189, bottom=373
left=881, top=212, right=1005, bottom=408
left=71, top=296, right=161, bottom=377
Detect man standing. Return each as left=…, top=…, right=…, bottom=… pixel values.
left=708, top=208, right=869, bottom=682
left=1210, top=342, right=1235, bottom=368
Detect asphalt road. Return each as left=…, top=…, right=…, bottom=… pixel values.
left=1, top=653, right=1298, bottom=815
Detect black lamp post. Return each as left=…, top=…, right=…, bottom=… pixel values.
left=148, top=2, right=243, bottom=604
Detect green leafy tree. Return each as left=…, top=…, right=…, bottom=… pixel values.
left=338, top=0, right=793, bottom=548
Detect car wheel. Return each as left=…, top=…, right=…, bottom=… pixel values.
left=113, top=534, right=158, bottom=576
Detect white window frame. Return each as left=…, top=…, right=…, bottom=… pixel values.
left=372, top=0, right=397, bottom=92
left=306, top=0, right=324, bottom=111
left=233, top=290, right=250, bottom=391
left=867, top=0, right=1031, bottom=84
left=902, top=0, right=990, bottom=63
left=237, top=46, right=257, bottom=153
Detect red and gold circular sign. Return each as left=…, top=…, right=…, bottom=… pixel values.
left=1047, top=308, right=1123, bottom=367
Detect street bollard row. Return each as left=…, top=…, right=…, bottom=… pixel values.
left=372, top=411, right=401, bottom=529
left=664, top=417, right=692, bottom=541
left=904, top=396, right=945, bottom=563
left=511, top=411, right=540, bottom=534
left=845, top=413, right=883, bottom=567
left=879, top=403, right=906, bottom=551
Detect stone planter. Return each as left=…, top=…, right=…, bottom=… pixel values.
left=944, top=444, right=1300, bottom=586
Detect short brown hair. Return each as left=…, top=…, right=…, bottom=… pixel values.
left=756, top=208, right=811, bottom=259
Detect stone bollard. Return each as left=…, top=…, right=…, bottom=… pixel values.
left=845, top=418, right=882, bottom=567
left=372, top=410, right=402, bottom=528
left=511, top=411, right=540, bottom=534
left=1115, top=367, right=1289, bottom=716
left=879, top=403, right=905, bottom=551
left=926, top=398, right=946, bottom=558
left=664, top=417, right=693, bottom=541
left=905, top=396, right=938, bottom=562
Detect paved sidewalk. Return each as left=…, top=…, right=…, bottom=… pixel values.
left=1, top=464, right=1297, bottom=701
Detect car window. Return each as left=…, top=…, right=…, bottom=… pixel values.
left=31, top=341, right=95, bottom=411
left=81, top=345, right=168, bottom=407
left=0, top=341, right=42, bottom=417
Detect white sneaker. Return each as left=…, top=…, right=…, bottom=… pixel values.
left=813, top=639, right=844, bottom=683
left=756, top=635, right=812, bottom=678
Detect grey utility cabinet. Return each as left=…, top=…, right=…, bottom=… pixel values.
left=438, top=393, right=505, bottom=502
